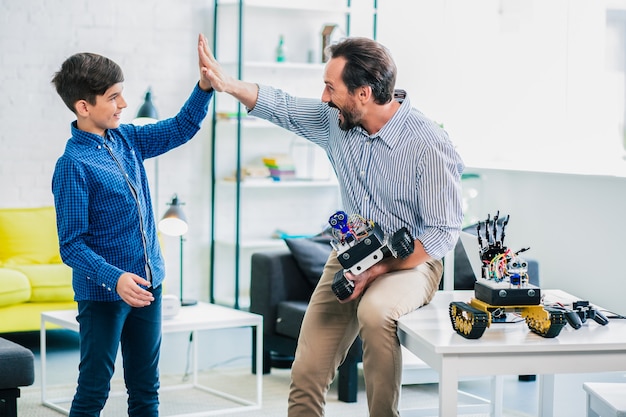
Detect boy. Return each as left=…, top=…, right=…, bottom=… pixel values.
left=51, top=34, right=213, bottom=417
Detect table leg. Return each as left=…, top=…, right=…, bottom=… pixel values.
left=192, top=330, right=198, bottom=386
left=40, top=316, right=47, bottom=405
left=538, top=374, right=555, bottom=417
left=491, top=375, right=504, bottom=417
left=254, top=323, right=263, bottom=406
left=439, top=358, right=459, bottom=416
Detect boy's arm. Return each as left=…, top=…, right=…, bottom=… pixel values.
left=198, top=33, right=259, bottom=110
left=127, top=34, right=218, bottom=160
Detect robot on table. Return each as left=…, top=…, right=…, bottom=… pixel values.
left=449, top=211, right=608, bottom=339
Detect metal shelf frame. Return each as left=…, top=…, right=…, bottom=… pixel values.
left=209, top=0, right=378, bottom=309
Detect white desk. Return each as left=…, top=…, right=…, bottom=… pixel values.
left=40, top=302, right=263, bottom=416
left=397, top=290, right=626, bottom=417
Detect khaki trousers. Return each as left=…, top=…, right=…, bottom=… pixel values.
left=288, top=251, right=443, bottom=417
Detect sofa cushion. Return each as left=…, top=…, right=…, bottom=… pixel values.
left=0, top=268, right=31, bottom=307
left=0, top=206, right=62, bottom=266
left=284, top=236, right=333, bottom=288
left=275, top=300, right=308, bottom=339
left=7, top=264, right=73, bottom=302
left=0, top=337, right=35, bottom=389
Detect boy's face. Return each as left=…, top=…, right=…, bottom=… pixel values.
left=76, top=83, right=127, bottom=136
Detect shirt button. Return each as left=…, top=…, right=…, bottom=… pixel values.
left=363, top=196, right=369, bottom=201
left=360, top=171, right=365, bottom=177
left=97, top=146, right=101, bottom=150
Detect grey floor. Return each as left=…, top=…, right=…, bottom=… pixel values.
left=5, top=328, right=626, bottom=417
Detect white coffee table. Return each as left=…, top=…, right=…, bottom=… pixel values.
left=40, top=302, right=263, bottom=416
left=397, top=290, right=626, bottom=417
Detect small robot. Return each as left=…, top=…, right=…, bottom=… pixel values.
left=327, top=211, right=414, bottom=300
left=450, top=212, right=568, bottom=339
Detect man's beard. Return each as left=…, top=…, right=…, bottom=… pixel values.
left=329, top=101, right=360, bottom=131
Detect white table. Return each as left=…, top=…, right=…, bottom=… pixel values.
left=40, top=302, right=263, bottom=416
left=397, top=290, right=626, bottom=417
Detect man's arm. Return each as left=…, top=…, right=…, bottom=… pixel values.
left=198, top=33, right=259, bottom=110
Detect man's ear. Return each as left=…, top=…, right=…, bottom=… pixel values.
left=358, top=85, right=372, bottom=104
left=74, top=100, right=89, bottom=117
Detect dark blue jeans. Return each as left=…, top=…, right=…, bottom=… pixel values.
left=70, top=286, right=162, bottom=417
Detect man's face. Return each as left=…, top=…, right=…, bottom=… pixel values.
left=322, top=57, right=362, bottom=131
left=77, top=83, right=127, bottom=136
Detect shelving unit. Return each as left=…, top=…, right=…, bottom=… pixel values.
left=209, top=0, right=378, bottom=309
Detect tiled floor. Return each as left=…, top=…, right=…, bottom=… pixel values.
left=5, top=328, right=626, bottom=416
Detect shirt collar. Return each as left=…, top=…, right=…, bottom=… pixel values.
left=357, top=89, right=411, bottom=150
left=70, top=121, right=112, bottom=147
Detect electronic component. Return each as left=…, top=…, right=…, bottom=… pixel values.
left=328, top=211, right=414, bottom=300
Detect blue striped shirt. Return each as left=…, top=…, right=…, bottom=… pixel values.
left=250, top=85, right=464, bottom=259
left=52, top=84, right=213, bottom=301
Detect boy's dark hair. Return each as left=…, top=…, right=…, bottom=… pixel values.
left=51, top=53, right=124, bottom=113
left=327, top=37, right=397, bottom=105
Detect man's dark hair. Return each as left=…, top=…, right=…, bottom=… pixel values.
left=327, top=37, right=397, bottom=105
left=51, top=53, right=124, bottom=113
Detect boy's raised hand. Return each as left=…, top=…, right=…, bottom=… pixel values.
left=198, top=33, right=230, bottom=93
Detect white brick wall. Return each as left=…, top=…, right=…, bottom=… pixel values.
left=0, top=0, right=214, bottom=300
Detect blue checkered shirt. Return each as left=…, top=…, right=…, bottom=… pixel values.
left=52, top=84, right=213, bottom=301
left=250, top=85, right=464, bottom=259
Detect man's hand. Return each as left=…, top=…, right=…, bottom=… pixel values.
left=198, top=33, right=229, bottom=93
left=116, top=272, right=154, bottom=307
left=337, top=262, right=386, bottom=303
left=197, top=32, right=260, bottom=110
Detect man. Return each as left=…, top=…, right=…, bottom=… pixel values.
left=199, top=34, right=463, bottom=417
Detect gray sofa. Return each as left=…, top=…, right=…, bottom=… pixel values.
left=0, top=337, right=34, bottom=417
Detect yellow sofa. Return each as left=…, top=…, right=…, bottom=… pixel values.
left=0, top=206, right=76, bottom=333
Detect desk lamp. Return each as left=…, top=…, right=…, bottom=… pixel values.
left=159, top=195, right=197, bottom=306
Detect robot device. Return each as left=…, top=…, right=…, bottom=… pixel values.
left=449, top=211, right=568, bottom=339
left=327, top=211, right=414, bottom=300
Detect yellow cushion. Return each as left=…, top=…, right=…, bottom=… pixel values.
left=7, top=264, right=73, bottom=302
left=0, top=268, right=31, bottom=307
left=0, top=206, right=62, bottom=266
left=0, top=301, right=78, bottom=333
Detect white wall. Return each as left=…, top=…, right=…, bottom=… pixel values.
left=378, top=0, right=624, bottom=172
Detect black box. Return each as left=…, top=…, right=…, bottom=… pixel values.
left=474, top=281, right=541, bottom=306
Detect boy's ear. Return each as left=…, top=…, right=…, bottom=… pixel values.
left=74, top=100, right=89, bottom=117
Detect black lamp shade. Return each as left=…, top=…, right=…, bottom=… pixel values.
left=159, top=195, right=188, bottom=236
left=134, top=89, right=159, bottom=125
